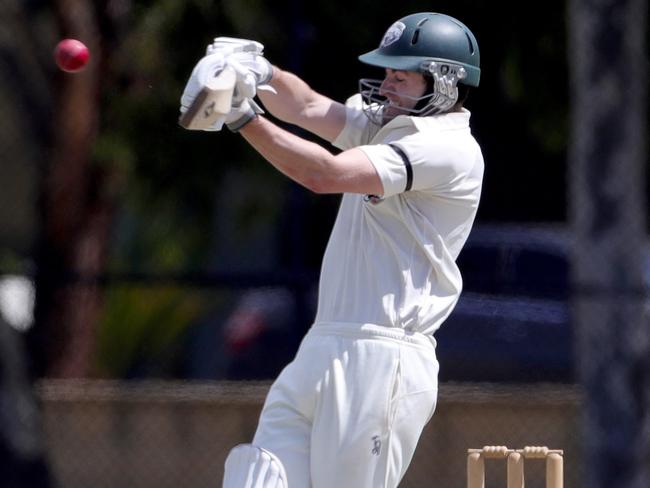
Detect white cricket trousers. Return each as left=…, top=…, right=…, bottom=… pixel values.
left=252, top=322, right=439, bottom=488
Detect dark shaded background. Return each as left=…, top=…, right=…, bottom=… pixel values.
left=1, top=0, right=583, bottom=380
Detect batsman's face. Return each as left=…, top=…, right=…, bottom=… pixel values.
left=380, top=69, right=427, bottom=120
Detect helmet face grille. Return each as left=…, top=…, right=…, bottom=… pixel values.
left=358, top=77, right=458, bottom=125
left=358, top=79, right=386, bottom=126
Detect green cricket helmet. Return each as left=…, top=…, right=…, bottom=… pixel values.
left=359, top=12, right=480, bottom=86
left=358, top=12, right=480, bottom=123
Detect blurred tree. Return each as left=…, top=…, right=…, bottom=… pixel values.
left=27, top=0, right=289, bottom=379
left=31, top=0, right=110, bottom=379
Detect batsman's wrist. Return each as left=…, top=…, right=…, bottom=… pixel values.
left=226, top=106, right=258, bottom=132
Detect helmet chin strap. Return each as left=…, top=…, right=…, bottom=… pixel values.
left=421, top=60, right=466, bottom=113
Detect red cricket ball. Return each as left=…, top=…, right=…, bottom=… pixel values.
left=54, top=39, right=90, bottom=73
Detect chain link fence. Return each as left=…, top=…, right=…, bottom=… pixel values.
left=37, top=381, right=582, bottom=488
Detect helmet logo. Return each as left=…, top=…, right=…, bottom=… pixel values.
left=380, top=21, right=406, bottom=48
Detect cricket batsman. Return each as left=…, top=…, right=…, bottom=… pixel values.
left=180, top=12, right=483, bottom=488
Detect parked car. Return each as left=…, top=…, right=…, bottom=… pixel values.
left=437, top=224, right=650, bottom=383
left=436, top=224, right=573, bottom=382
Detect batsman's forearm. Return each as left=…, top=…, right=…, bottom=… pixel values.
left=240, top=116, right=337, bottom=193
left=258, top=67, right=320, bottom=124
left=256, top=66, right=346, bottom=143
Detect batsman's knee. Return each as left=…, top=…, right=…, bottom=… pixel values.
left=223, top=444, right=287, bottom=488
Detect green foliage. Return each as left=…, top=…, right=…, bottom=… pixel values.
left=96, top=285, right=219, bottom=377
left=90, top=1, right=290, bottom=377
left=95, top=0, right=286, bottom=273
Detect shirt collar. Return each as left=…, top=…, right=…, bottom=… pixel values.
left=411, top=108, right=471, bottom=132
left=378, top=108, right=471, bottom=134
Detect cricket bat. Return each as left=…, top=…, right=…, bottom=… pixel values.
left=178, top=65, right=237, bottom=130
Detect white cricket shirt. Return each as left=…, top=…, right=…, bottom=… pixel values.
left=313, top=94, right=484, bottom=335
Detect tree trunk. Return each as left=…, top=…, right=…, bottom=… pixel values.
left=32, top=0, right=113, bottom=379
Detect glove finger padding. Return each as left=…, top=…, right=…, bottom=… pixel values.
left=206, top=37, right=264, bottom=56
left=229, top=58, right=258, bottom=100
left=180, top=52, right=228, bottom=112
left=229, top=52, right=274, bottom=87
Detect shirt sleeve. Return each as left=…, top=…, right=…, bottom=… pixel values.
left=358, top=130, right=479, bottom=198
left=332, top=94, right=371, bottom=151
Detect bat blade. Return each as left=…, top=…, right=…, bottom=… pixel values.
left=179, top=65, right=237, bottom=130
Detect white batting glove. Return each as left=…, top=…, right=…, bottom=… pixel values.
left=179, top=45, right=272, bottom=132
left=181, top=37, right=265, bottom=108
left=222, top=52, right=273, bottom=132
left=205, top=38, right=275, bottom=103
left=229, top=52, right=274, bottom=86
left=206, top=36, right=264, bottom=56
left=226, top=52, right=276, bottom=105
left=179, top=52, right=231, bottom=130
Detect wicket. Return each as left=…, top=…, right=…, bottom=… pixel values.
left=467, top=446, right=563, bottom=488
